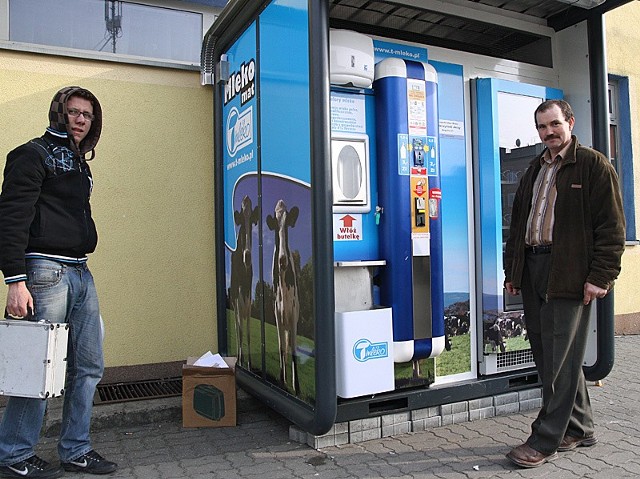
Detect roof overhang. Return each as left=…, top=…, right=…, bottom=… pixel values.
left=201, top=0, right=634, bottom=82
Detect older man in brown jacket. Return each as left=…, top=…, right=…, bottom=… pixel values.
left=504, top=99, right=625, bottom=468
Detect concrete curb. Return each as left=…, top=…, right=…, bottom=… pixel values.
left=5, top=387, right=262, bottom=437
left=43, top=396, right=183, bottom=437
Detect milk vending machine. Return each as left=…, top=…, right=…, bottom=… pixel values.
left=206, top=0, right=617, bottom=438
left=330, top=31, right=445, bottom=399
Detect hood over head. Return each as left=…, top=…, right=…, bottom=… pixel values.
left=48, top=86, right=102, bottom=160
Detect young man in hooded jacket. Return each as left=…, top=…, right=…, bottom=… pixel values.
left=0, top=87, right=117, bottom=478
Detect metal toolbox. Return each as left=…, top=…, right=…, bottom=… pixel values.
left=0, top=320, right=69, bottom=398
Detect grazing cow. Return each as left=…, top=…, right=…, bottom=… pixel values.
left=484, top=319, right=506, bottom=353
left=444, top=314, right=471, bottom=351
left=501, top=318, right=516, bottom=338
left=514, top=313, right=527, bottom=340
left=519, top=313, right=528, bottom=341
left=457, top=315, right=470, bottom=335
left=498, top=314, right=527, bottom=340
left=444, top=316, right=456, bottom=351
left=230, top=195, right=259, bottom=369
left=266, top=200, right=301, bottom=395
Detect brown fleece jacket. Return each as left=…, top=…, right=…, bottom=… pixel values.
left=504, top=136, right=625, bottom=300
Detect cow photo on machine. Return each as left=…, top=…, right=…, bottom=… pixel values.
left=266, top=199, right=301, bottom=396
left=230, top=195, right=259, bottom=370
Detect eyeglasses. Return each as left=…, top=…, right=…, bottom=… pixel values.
left=67, top=108, right=95, bottom=121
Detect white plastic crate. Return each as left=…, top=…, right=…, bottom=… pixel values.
left=335, top=307, right=394, bottom=398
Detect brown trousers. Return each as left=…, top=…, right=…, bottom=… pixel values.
left=520, top=251, right=594, bottom=454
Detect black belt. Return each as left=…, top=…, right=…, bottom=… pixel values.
left=526, top=244, right=552, bottom=254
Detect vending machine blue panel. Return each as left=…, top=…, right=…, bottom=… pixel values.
left=374, top=58, right=445, bottom=362
left=221, top=21, right=260, bottom=374
left=215, top=0, right=335, bottom=436
left=331, top=88, right=380, bottom=262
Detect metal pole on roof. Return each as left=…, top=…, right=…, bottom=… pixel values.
left=588, top=13, right=610, bottom=157
left=586, top=10, right=615, bottom=381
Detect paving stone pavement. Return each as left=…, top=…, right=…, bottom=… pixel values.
left=15, top=335, right=640, bottom=478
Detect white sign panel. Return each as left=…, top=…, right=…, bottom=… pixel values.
left=439, top=119, right=464, bottom=138
left=333, top=214, right=363, bottom=241
left=331, top=93, right=366, bottom=133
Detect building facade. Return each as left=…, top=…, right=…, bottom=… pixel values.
left=0, top=0, right=638, bottom=386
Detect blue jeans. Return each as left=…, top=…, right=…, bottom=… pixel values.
left=0, top=259, right=104, bottom=464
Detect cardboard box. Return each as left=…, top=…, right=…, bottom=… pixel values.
left=182, top=356, right=237, bottom=428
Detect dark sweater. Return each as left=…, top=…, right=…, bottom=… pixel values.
left=0, top=132, right=98, bottom=282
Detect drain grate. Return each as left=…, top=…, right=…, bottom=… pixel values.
left=94, top=377, right=182, bottom=404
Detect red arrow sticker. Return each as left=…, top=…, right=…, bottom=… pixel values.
left=340, top=215, right=356, bottom=228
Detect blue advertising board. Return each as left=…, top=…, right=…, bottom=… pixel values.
left=221, top=0, right=323, bottom=415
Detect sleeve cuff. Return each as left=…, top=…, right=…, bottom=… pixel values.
left=4, top=275, right=27, bottom=284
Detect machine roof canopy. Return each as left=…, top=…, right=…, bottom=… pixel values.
left=328, top=0, right=632, bottom=67
left=201, top=0, right=632, bottom=81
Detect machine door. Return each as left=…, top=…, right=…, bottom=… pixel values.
left=473, top=78, right=611, bottom=379
left=473, top=78, right=563, bottom=375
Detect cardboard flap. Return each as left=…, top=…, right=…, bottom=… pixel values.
left=182, top=356, right=236, bottom=377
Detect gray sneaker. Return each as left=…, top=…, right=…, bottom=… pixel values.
left=0, top=455, right=63, bottom=479
left=61, top=450, right=117, bottom=475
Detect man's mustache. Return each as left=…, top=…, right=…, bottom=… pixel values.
left=544, top=135, right=559, bottom=141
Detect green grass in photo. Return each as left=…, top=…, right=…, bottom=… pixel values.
left=226, top=310, right=316, bottom=404
left=436, top=333, right=471, bottom=377
left=394, top=358, right=435, bottom=387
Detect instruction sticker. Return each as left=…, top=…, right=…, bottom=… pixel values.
left=407, top=78, right=427, bottom=137
left=333, top=214, right=363, bottom=241
left=331, top=92, right=366, bottom=133
left=397, top=134, right=410, bottom=176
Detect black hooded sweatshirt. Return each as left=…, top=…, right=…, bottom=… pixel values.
left=0, top=86, right=103, bottom=283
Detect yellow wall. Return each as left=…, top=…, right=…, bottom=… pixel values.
left=606, top=4, right=640, bottom=316
left=0, top=50, right=217, bottom=366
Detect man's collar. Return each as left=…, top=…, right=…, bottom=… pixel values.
left=541, top=137, right=575, bottom=165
